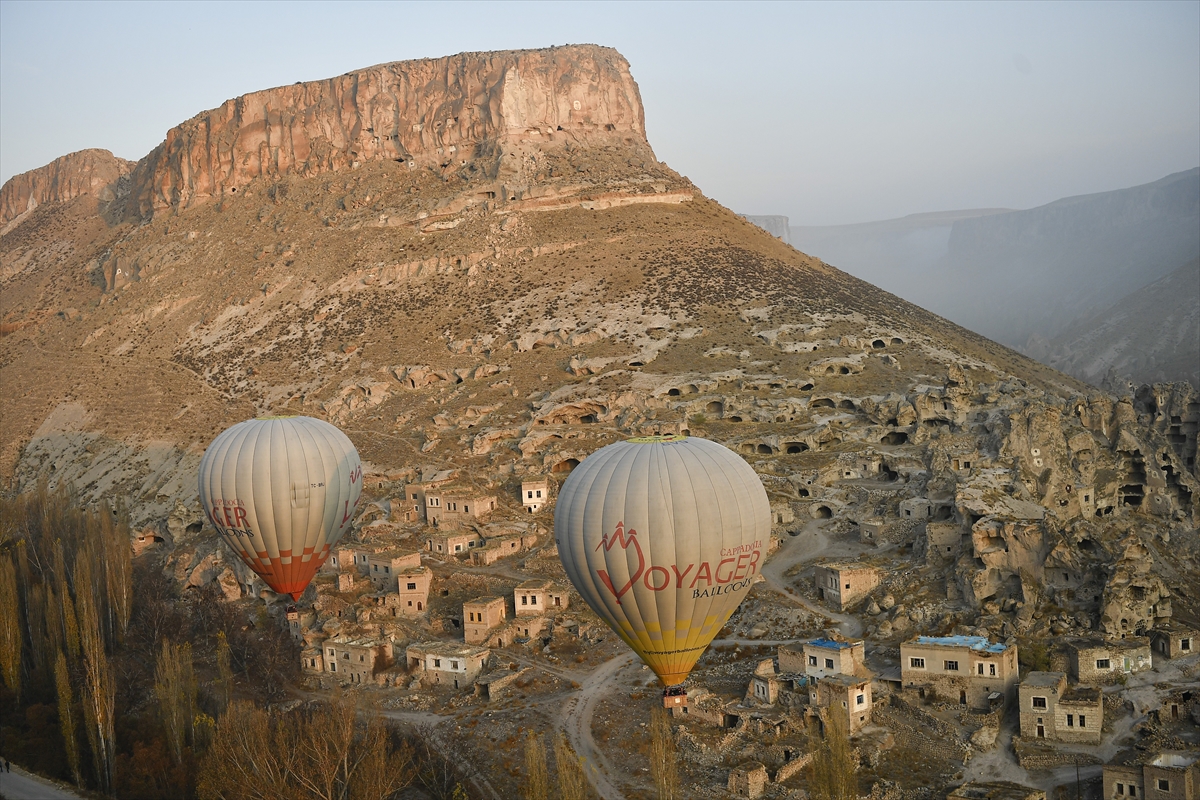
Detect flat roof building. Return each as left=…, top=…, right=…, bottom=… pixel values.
left=515, top=579, right=568, bottom=616
left=778, top=637, right=866, bottom=679
left=1018, top=672, right=1102, bottom=745
left=464, top=596, right=508, bottom=645
left=406, top=642, right=490, bottom=689
left=900, top=635, right=1018, bottom=710
left=813, top=563, right=880, bottom=612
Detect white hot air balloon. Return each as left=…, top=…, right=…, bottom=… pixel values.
left=555, top=435, right=771, bottom=687
left=198, top=416, right=363, bottom=600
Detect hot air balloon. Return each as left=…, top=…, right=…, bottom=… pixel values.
left=198, top=416, right=363, bottom=600
left=555, top=435, right=771, bottom=688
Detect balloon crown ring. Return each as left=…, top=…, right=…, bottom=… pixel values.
left=625, top=434, right=689, bottom=444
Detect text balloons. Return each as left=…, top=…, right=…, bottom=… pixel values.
left=555, top=435, right=771, bottom=686
left=198, top=416, right=362, bottom=600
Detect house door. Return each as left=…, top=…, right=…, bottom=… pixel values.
left=1036, top=725, right=1045, bottom=738
left=1172, top=704, right=1179, bottom=719
left=960, top=691, right=967, bottom=705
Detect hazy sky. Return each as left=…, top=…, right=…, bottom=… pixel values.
left=1, top=1, right=1197, bottom=225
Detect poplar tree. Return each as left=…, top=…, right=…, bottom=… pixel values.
left=808, top=709, right=857, bottom=800
left=649, top=706, right=679, bottom=800
left=75, top=557, right=116, bottom=791
left=0, top=553, right=21, bottom=700
left=215, top=631, right=233, bottom=713
left=555, top=733, right=587, bottom=800
left=155, top=639, right=198, bottom=765
left=523, top=730, right=550, bottom=800
left=54, top=650, right=83, bottom=787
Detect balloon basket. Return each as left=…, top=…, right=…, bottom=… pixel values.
left=662, top=686, right=688, bottom=710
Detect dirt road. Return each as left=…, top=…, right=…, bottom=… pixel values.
left=760, top=518, right=865, bottom=637
left=0, top=767, right=83, bottom=800
left=559, top=652, right=637, bottom=800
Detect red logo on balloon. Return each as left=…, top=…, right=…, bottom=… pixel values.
left=595, top=522, right=645, bottom=604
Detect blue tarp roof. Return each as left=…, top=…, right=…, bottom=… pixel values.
left=914, top=635, right=1007, bottom=653
left=808, top=637, right=853, bottom=650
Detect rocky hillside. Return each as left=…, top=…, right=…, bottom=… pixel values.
left=1028, top=257, right=1200, bottom=390
left=2, top=44, right=1197, bottom=644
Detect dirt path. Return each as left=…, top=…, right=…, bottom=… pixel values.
left=0, top=766, right=83, bottom=800
left=760, top=519, right=865, bottom=637
left=378, top=709, right=502, bottom=800
left=560, top=652, right=637, bottom=800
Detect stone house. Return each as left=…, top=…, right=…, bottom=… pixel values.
left=394, top=565, right=432, bottom=615
left=515, top=579, right=568, bottom=615
left=285, top=607, right=315, bottom=642
left=925, top=521, right=966, bottom=564
left=513, top=616, right=548, bottom=641
left=366, top=550, right=421, bottom=592
left=425, top=530, right=484, bottom=556
left=399, top=472, right=457, bottom=523
left=1156, top=689, right=1197, bottom=726
left=320, top=546, right=356, bottom=573
left=425, top=486, right=497, bottom=529
left=350, top=549, right=372, bottom=575
left=406, top=642, right=490, bottom=689
left=727, top=762, right=769, bottom=799
left=900, top=498, right=933, bottom=520
left=1151, top=623, right=1196, bottom=659
left=813, top=563, right=880, bottom=611
left=1103, top=752, right=1198, bottom=800
left=300, top=646, right=324, bottom=675
left=1068, top=636, right=1152, bottom=683
left=1018, top=672, right=1102, bottom=745
left=859, top=517, right=886, bottom=544
left=746, top=659, right=786, bottom=706
left=464, top=596, right=508, bottom=645
left=946, top=782, right=1045, bottom=800
left=811, top=672, right=873, bottom=734
left=900, top=635, right=1019, bottom=709
left=521, top=477, right=550, bottom=513
left=321, top=636, right=393, bottom=685
left=470, top=532, right=538, bottom=565
left=778, top=637, right=866, bottom=679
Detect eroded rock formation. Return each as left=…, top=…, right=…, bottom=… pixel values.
left=0, top=148, right=133, bottom=225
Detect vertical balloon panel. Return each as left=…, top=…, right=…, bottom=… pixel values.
left=198, top=416, right=363, bottom=600
left=555, top=436, right=771, bottom=686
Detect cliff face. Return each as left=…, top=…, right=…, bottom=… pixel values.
left=0, top=149, right=133, bottom=225
left=128, top=44, right=648, bottom=218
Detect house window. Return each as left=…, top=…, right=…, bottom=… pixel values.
left=1079, top=715, right=1085, bottom=727
left=454, top=545, right=462, bottom=552
left=825, top=658, right=834, bottom=669
left=844, top=583, right=850, bottom=589
left=527, top=491, right=533, bottom=499
left=407, top=582, right=417, bottom=590
left=944, top=660, right=959, bottom=671
left=1158, top=780, right=1170, bottom=791
left=1182, top=638, right=1192, bottom=651
left=1032, top=696, right=1047, bottom=709
left=990, top=664, right=996, bottom=676
left=522, top=596, right=528, bottom=605
left=910, top=657, right=925, bottom=669
left=1129, top=787, right=1136, bottom=797
left=856, top=694, right=864, bottom=706
left=1117, top=784, right=1124, bottom=796
left=372, top=564, right=378, bottom=572
left=343, top=653, right=350, bottom=660
left=978, top=663, right=984, bottom=675
left=451, top=661, right=459, bottom=670
left=1066, top=714, right=1074, bottom=727
left=809, top=656, right=818, bottom=667
left=329, top=649, right=335, bottom=657
left=433, top=659, right=441, bottom=668
left=536, top=490, right=542, bottom=498
left=359, top=655, right=365, bottom=662
left=329, top=663, right=336, bottom=672
left=531, top=596, right=538, bottom=605
left=1096, top=658, right=1111, bottom=669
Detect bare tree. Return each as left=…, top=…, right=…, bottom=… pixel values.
left=198, top=700, right=294, bottom=800
left=0, top=552, right=21, bottom=700
left=215, top=630, right=233, bottom=714
left=808, top=709, right=856, bottom=800
left=523, top=730, right=550, bottom=800
left=649, top=706, right=679, bottom=800
left=75, top=557, right=116, bottom=792
left=155, top=639, right=198, bottom=765
left=555, top=733, right=587, bottom=800
left=100, top=511, right=132, bottom=645
left=54, top=649, right=83, bottom=787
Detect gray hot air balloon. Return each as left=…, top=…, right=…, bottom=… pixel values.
left=554, top=435, right=771, bottom=686
left=198, top=416, right=363, bottom=600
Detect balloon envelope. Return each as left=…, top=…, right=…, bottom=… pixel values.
left=555, top=435, right=771, bottom=686
left=198, top=416, right=363, bottom=600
